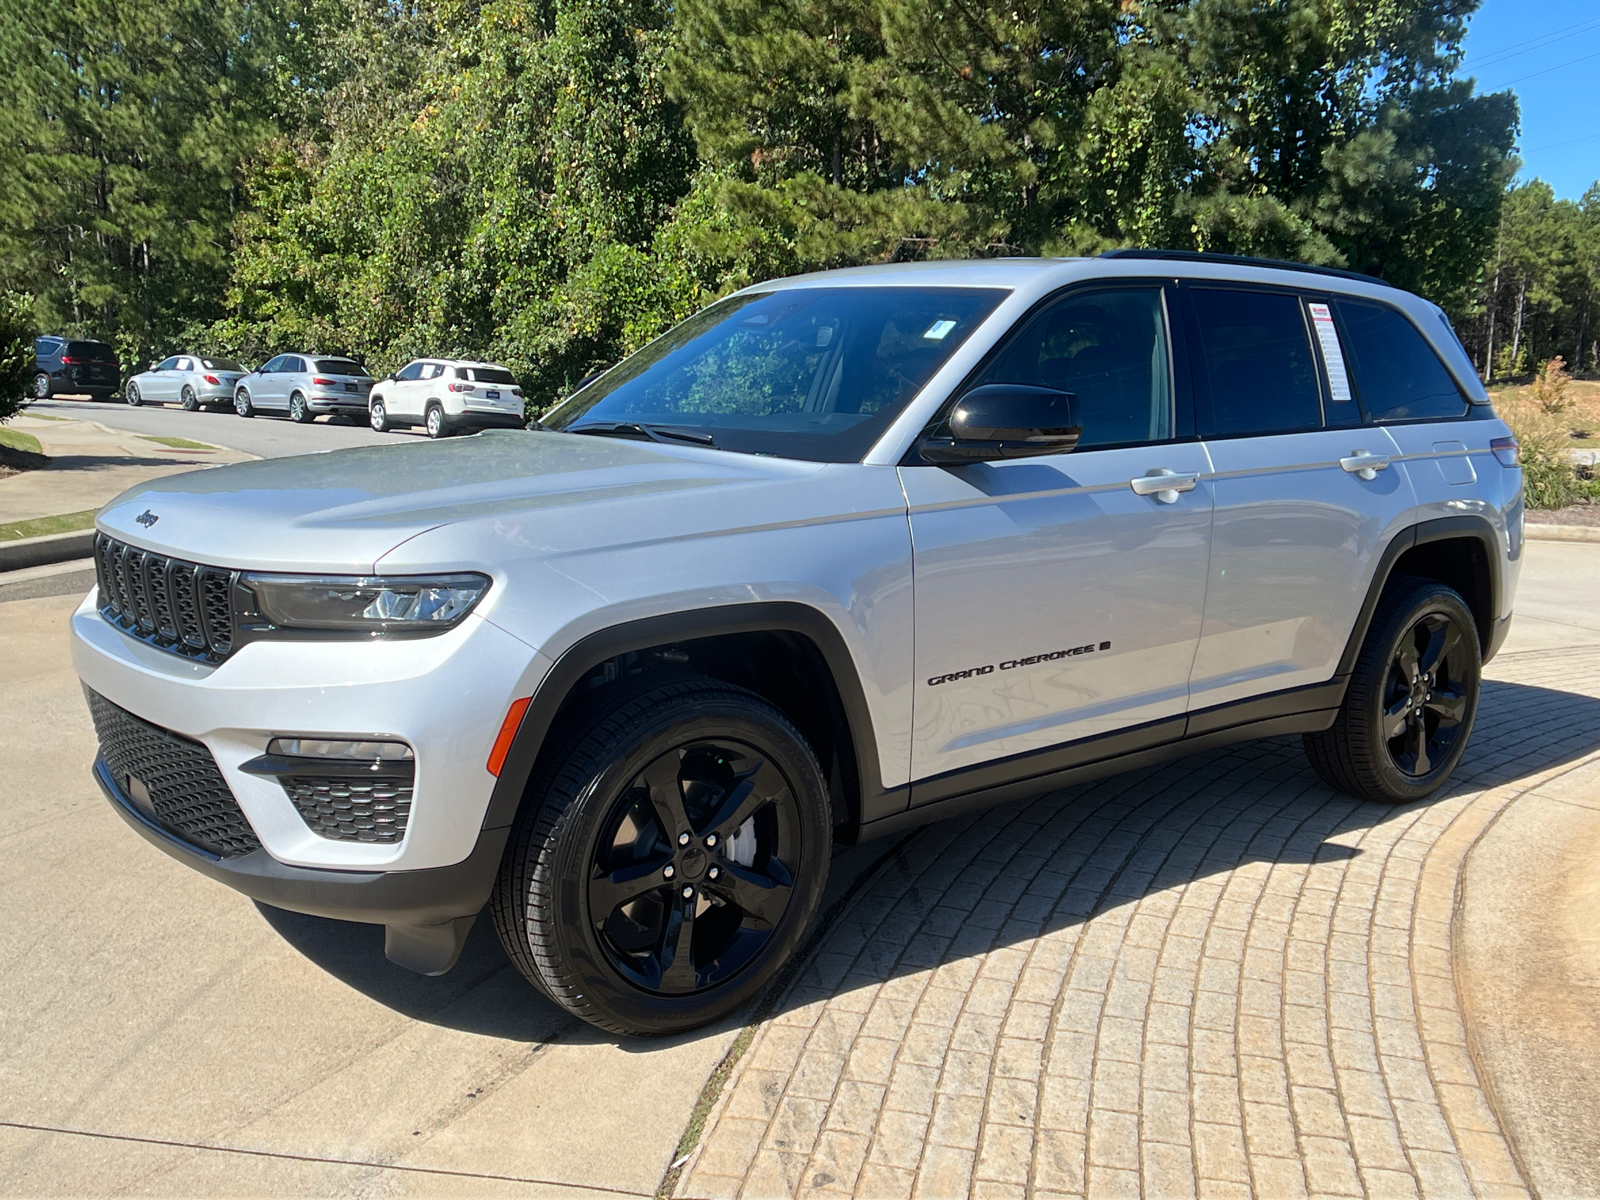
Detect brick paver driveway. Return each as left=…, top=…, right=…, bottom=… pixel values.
left=676, top=644, right=1600, bottom=1200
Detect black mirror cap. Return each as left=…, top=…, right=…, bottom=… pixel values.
left=920, top=383, right=1082, bottom=463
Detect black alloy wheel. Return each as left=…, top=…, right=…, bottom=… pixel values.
left=32, top=372, right=50, bottom=399
left=492, top=678, right=831, bottom=1035
left=1304, top=577, right=1481, bottom=805
left=181, top=385, right=199, bottom=412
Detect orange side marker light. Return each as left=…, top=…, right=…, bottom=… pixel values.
left=487, top=697, right=532, bottom=776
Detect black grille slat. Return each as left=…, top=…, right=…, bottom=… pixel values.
left=283, top=776, right=413, bottom=843
left=86, top=689, right=262, bottom=858
left=94, top=534, right=236, bottom=663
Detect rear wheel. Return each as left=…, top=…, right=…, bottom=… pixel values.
left=181, top=385, right=199, bottom=412
left=234, top=388, right=255, bottom=418
left=289, top=391, right=313, bottom=423
left=369, top=398, right=390, bottom=432
left=125, top=382, right=142, bottom=407
left=1304, top=578, right=1481, bottom=805
left=492, top=678, right=832, bottom=1035
left=425, top=404, right=447, bottom=439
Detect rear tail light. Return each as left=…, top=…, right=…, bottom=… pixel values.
left=60, top=355, right=77, bottom=364
left=1490, top=436, right=1520, bottom=467
left=311, top=377, right=335, bottom=386
left=203, top=374, right=220, bottom=385
left=449, top=383, right=475, bottom=392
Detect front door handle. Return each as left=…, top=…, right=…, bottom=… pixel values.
left=1340, top=450, right=1391, bottom=481
left=1130, top=469, right=1200, bottom=504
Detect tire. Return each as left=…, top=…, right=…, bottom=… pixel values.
left=234, top=388, right=255, bottom=418
left=289, top=391, right=313, bottom=423
left=32, top=372, right=51, bottom=399
left=1303, top=577, right=1481, bottom=805
left=369, top=398, right=390, bottom=433
left=491, top=677, right=832, bottom=1036
left=125, top=382, right=142, bottom=406
left=425, top=404, right=447, bottom=439
left=181, top=386, right=199, bottom=412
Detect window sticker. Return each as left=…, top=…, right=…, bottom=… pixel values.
left=1308, top=303, right=1353, bottom=403
left=923, top=318, right=958, bottom=341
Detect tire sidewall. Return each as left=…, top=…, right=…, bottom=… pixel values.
left=1359, top=585, right=1482, bottom=802
left=520, top=696, right=831, bottom=1033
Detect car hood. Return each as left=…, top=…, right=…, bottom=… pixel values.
left=95, top=431, right=828, bottom=571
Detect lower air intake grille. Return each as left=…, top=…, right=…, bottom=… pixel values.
left=282, top=776, right=413, bottom=843
left=86, top=689, right=262, bottom=858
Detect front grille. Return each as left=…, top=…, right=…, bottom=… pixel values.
left=282, top=776, right=413, bottom=843
left=86, top=689, right=262, bottom=858
left=94, top=533, right=235, bottom=661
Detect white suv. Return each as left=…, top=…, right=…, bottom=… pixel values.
left=72, top=252, right=1523, bottom=1036
left=368, top=359, right=526, bottom=438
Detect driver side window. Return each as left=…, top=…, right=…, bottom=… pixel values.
left=261, top=356, right=285, bottom=373
left=155, top=357, right=180, bottom=371
left=971, top=288, right=1174, bottom=449
left=396, top=361, right=425, bottom=382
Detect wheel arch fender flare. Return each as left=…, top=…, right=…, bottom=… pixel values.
left=477, top=601, right=889, bottom=838
left=1337, top=514, right=1505, bottom=678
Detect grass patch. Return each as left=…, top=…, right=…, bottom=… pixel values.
left=0, top=509, right=97, bottom=542
left=0, top=428, right=44, bottom=455
left=139, top=434, right=214, bottom=450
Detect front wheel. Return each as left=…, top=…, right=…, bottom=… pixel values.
left=181, top=386, right=199, bottom=412
left=491, top=678, right=832, bottom=1036
left=369, top=398, right=390, bottom=432
left=32, top=372, right=50, bottom=399
left=125, top=382, right=142, bottom=406
left=289, top=391, right=312, bottom=423
left=1304, top=578, right=1481, bottom=805
left=234, top=389, right=255, bottom=418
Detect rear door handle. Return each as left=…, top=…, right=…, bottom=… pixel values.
left=1340, top=450, right=1391, bottom=481
left=1130, top=469, right=1200, bottom=503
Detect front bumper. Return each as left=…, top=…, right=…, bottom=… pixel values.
left=93, top=757, right=508, bottom=971
left=70, top=589, right=549, bottom=873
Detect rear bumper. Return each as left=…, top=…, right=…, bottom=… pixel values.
left=309, top=394, right=371, bottom=412
left=450, top=411, right=526, bottom=431
left=94, top=756, right=508, bottom=972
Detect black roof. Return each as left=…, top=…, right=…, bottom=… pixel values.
left=1098, top=248, right=1388, bottom=288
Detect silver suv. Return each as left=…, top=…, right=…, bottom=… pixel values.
left=72, top=252, right=1523, bottom=1036
left=233, top=353, right=374, bottom=422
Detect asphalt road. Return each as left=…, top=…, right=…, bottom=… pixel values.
left=25, top=395, right=405, bottom=458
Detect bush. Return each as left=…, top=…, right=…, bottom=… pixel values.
left=0, top=292, right=35, bottom=424
left=1496, top=378, right=1600, bottom=509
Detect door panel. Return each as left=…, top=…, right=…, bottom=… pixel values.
left=902, top=442, right=1214, bottom=785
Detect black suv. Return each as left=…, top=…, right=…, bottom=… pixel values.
left=34, top=336, right=121, bottom=401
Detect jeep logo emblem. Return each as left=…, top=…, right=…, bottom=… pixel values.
left=135, top=510, right=159, bottom=528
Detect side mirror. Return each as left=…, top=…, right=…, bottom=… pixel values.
left=919, top=384, right=1081, bottom=464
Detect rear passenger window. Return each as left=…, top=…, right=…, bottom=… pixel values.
left=1189, top=289, right=1322, bottom=437
left=1333, top=301, right=1466, bottom=421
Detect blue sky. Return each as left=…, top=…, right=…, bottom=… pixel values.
left=1460, top=0, right=1600, bottom=200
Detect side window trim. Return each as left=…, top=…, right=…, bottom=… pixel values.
left=905, top=278, right=1193, bottom=461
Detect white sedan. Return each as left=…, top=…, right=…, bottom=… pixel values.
left=125, top=354, right=248, bottom=411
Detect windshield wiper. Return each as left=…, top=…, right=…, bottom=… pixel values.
left=567, top=422, right=716, bottom=447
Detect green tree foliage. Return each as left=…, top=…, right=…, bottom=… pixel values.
left=0, top=293, right=37, bottom=423
left=0, top=0, right=286, bottom=365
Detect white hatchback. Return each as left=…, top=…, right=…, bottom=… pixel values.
left=368, top=359, right=527, bottom=438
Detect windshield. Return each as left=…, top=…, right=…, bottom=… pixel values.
left=202, top=358, right=244, bottom=372
left=315, top=358, right=370, bottom=376
left=541, top=286, right=1007, bottom=462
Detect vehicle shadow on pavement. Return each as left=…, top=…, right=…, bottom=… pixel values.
left=253, top=674, right=1600, bottom=1040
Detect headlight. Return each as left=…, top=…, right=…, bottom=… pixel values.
left=239, top=573, right=490, bottom=635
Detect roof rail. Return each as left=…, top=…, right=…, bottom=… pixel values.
left=1098, top=248, right=1389, bottom=288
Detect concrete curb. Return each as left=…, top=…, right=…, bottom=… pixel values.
left=0, top=529, right=95, bottom=572
left=1525, top=523, right=1600, bottom=543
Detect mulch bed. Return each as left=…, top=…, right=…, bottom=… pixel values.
left=1526, top=501, right=1600, bottom=527
left=0, top=445, right=50, bottom=479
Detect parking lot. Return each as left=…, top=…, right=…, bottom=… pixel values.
left=2, top=541, right=1597, bottom=1198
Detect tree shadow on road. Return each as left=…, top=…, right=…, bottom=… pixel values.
left=256, top=675, right=1600, bottom=1040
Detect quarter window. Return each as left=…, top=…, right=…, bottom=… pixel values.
left=1190, top=289, right=1322, bottom=437
left=1333, top=301, right=1467, bottom=422
left=970, top=287, right=1173, bottom=448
